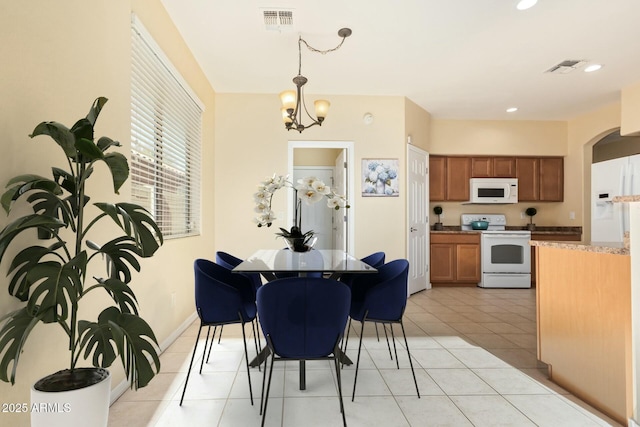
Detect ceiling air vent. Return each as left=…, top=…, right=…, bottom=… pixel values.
left=545, top=59, right=587, bottom=74
left=262, top=9, right=294, bottom=31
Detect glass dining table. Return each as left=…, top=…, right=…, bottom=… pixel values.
left=233, top=248, right=378, bottom=390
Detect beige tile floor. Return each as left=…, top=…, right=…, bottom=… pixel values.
left=109, top=287, right=622, bottom=426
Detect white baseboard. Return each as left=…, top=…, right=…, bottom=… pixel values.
left=109, top=311, right=198, bottom=405
left=629, top=418, right=640, bottom=427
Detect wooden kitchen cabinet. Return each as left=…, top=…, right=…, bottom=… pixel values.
left=471, top=157, right=492, bottom=177
left=430, top=233, right=481, bottom=286
left=446, top=157, right=471, bottom=200
left=530, top=232, right=581, bottom=285
left=493, top=157, right=516, bottom=177
left=539, top=157, right=564, bottom=201
left=431, top=155, right=563, bottom=202
left=472, top=157, right=515, bottom=178
left=516, top=156, right=564, bottom=202
left=516, top=157, right=539, bottom=201
left=429, top=156, right=446, bottom=201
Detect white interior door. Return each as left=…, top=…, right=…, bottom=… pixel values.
left=333, top=150, right=347, bottom=251
left=293, top=167, right=334, bottom=250
left=407, top=145, right=429, bottom=294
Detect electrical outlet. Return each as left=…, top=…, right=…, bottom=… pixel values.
left=569, top=211, right=575, bottom=220
left=171, top=292, right=176, bottom=307
left=520, top=212, right=526, bottom=219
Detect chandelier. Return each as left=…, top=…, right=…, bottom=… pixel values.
left=280, top=28, right=352, bottom=132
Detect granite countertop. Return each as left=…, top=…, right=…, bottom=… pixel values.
left=530, top=239, right=629, bottom=256
left=431, top=226, right=582, bottom=235
left=613, top=195, right=640, bottom=203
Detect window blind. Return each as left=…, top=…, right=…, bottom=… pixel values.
left=131, top=16, right=202, bottom=239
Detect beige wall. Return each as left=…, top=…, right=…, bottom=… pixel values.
left=0, top=1, right=216, bottom=424
left=294, top=148, right=342, bottom=166
left=429, top=120, right=570, bottom=227
left=621, top=81, right=640, bottom=136
left=214, top=94, right=411, bottom=260
left=404, top=97, right=431, bottom=151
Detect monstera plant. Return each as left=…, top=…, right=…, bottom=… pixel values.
left=0, top=97, right=162, bottom=406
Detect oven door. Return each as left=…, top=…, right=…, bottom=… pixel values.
left=481, top=232, right=531, bottom=274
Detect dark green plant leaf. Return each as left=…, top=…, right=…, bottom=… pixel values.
left=27, top=191, right=74, bottom=230
left=78, top=307, right=160, bottom=389
left=70, top=118, right=93, bottom=144
left=30, top=121, right=75, bottom=158
left=86, top=97, right=108, bottom=126
left=1, top=175, right=62, bottom=214
left=75, top=137, right=104, bottom=161
left=95, top=203, right=163, bottom=257
left=0, top=307, right=44, bottom=384
left=25, top=255, right=85, bottom=323
left=93, top=277, right=139, bottom=315
left=0, top=214, right=66, bottom=261
left=98, top=236, right=141, bottom=284
left=103, top=153, right=129, bottom=194
left=7, top=244, right=63, bottom=301
left=52, top=167, right=76, bottom=194
left=97, top=136, right=120, bottom=152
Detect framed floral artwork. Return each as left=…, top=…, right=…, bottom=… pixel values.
left=362, top=159, right=399, bottom=197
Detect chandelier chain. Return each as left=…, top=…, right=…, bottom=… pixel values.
left=297, top=34, right=349, bottom=75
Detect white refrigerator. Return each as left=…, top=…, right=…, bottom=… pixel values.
left=591, top=154, right=640, bottom=242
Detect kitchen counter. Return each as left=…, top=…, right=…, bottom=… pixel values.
left=530, top=238, right=629, bottom=256
left=535, top=243, right=632, bottom=424
left=431, top=225, right=582, bottom=236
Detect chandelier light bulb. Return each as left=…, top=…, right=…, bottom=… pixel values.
left=516, top=0, right=537, bottom=10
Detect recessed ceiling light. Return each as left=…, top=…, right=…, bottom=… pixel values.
left=516, top=0, right=538, bottom=10
left=506, top=107, right=518, bottom=113
left=584, top=64, right=603, bottom=73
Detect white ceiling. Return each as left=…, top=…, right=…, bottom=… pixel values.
left=160, top=0, right=640, bottom=121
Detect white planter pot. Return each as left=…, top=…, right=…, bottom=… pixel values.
left=31, top=368, right=111, bottom=427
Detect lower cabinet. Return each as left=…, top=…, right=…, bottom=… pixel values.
left=430, top=233, right=481, bottom=286
left=531, top=233, right=581, bottom=286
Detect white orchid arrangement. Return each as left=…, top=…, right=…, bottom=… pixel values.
left=254, top=174, right=349, bottom=247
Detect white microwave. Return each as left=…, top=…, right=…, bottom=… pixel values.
left=468, top=178, right=518, bottom=204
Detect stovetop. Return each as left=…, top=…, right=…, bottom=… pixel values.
left=460, top=214, right=531, bottom=236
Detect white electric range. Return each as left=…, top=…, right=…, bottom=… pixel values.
left=461, top=214, right=531, bottom=288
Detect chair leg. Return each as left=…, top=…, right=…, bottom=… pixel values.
left=333, top=346, right=347, bottom=427
left=199, top=326, right=212, bottom=374
left=382, top=323, right=393, bottom=360
left=217, top=325, right=224, bottom=344
left=352, top=313, right=368, bottom=401
left=259, top=347, right=271, bottom=415
left=205, top=326, right=217, bottom=363
left=389, top=323, right=400, bottom=369
left=240, top=317, right=254, bottom=405
left=179, top=324, right=203, bottom=405
left=252, top=318, right=262, bottom=372
left=400, top=320, right=420, bottom=398
left=375, top=323, right=380, bottom=342
left=341, top=318, right=352, bottom=368
left=261, top=339, right=276, bottom=427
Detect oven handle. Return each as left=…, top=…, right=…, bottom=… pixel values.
left=483, top=233, right=531, bottom=238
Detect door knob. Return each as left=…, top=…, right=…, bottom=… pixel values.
left=410, top=227, right=417, bottom=232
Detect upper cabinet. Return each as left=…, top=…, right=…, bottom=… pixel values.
left=471, top=157, right=515, bottom=178
left=429, top=156, right=471, bottom=201
left=430, top=155, right=563, bottom=202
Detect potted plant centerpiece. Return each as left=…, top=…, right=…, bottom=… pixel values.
left=525, top=207, right=537, bottom=231
left=254, top=174, right=349, bottom=251
left=0, top=97, right=163, bottom=426
left=433, top=205, right=444, bottom=230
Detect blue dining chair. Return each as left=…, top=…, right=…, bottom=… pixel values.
left=257, top=277, right=350, bottom=427
left=339, top=252, right=388, bottom=353
left=343, top=259, right=420, bottom=401
left=179, top=259, right=258, bottom=406
left=209, top=251, right=262, bottom=366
